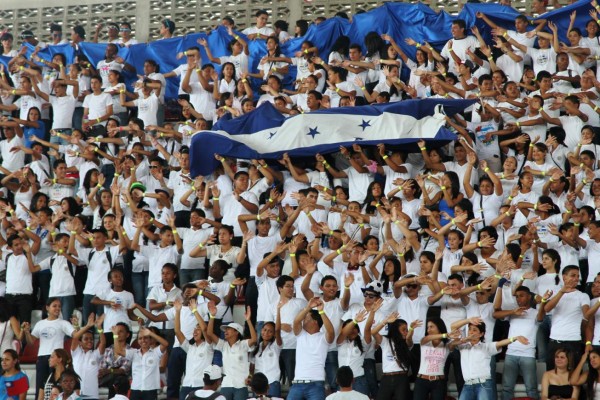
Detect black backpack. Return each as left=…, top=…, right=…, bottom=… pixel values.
left=88, top=249, right=113, bottom=268
left=185, top=392, right=222, bottom=400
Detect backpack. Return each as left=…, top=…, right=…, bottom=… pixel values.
left=89, top=249, right=113, bottom=268
left=50, top=256, right=76, bottom=279
left=185, top=392, right=222, bottom=400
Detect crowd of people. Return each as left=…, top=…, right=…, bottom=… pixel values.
left=3, top=0, right=600, bottom=399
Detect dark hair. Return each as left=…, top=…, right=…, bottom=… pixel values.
left=364, top=31, right=385, bottom=58
left=386, top=319, right=411, bottom=369
left=363, top=181, right=383, bottom=214
left=331, top=35, right=350, bottom=57
left=336, top=366, right=354, bottom=388
left=53, top=348, right=72, bottom=369
left=341, top=319, right=364, bottom=354
left=308, top=309, right=324, bottom=329
left=250, top=372, right=270, bottom=394
left=587, top=349, right=600, bottom=399
left=381, top=257, right=402, bottom=293
left=444, top=171, right=461, bottom=199
left=276, top=275, right=294, bottom=289
left=2, top=349, right=21, bottom=371
left=468, top=321, right=486, bottom=342
left=72, top=25, right=86, bottom=39
left=274, top=20, right=289, bottom=32
left=252, top=322, right=276, bottom=357
left=427, top=317, right=449, bottom=343
left=162, top=19, right=176, bottom=34
left=296, top=19, right=309, bottom=37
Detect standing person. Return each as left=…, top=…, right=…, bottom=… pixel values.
left=1, top=349, right=29, bottom=400
left=539, top=265, right=589, bottom=370
left=0, top=298, right=23, bottom=354
left=248, top=372, right=284, bottom=400
left=451, top=322, right=529, bottom=400
left=70, top=314, right=106, bottom=400
left=413, top=318, right=455, bottom=400
left=81, top=75, right=114, bottom=135
left=174, top=298, right=214, bottom=400
left=251, top=321, right=283, bottom=397
left=370, top=311, right=411, bottom=400
left=286, top=297, right=335, bottom=400
left=55, top=370, right=79, bottom=400
left=114, top=325, right=168, bottom=400
left=493, top=286, right=541, bottom=400
left=336, top=310, right=372, bottom=396
left=21, top=298, right=80, bottom=398
left=204, top=304, right=256, bottom=400
left=242, top=10, right=275, bottom=39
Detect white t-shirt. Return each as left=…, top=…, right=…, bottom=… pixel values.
left=214, top=339, right=254, bottom=388
left=440, top=36, right=480, bottom=74
left=72, top=347, right=102, bottom=398
left=127, top=347, right=164, bottom=390
left=38, top=255, right=76, bottom=297
left=5, top=252, right=33, bottom=295
left=251, top=341, right=283, bottom=383
left=139, top=243, right=180, bottom=289
left=549, top=290, right=590, bottom=341
left=178, top=227, right=211, bottom=270
left=294, top=330, right=330, bottom=381
left=181, top=340, right=214, bottom=387
left=49, top=95, right=77, bottom=129
left=79, top=246, right=121, bottom=296
left=134, top=93, right=159, bottom=127
left=418, top=341, right=449, bottom=376
left=82, top=92, right=113, bottom=124
left=31, top=318, right=74, bottom=356
left=506, top=308, right=539, bottom=358
left=266, top=298, right=307, bottom=349
left=380, top=336, right=408, bottom=373
left=96, top=288, right=134, bottom=330
left=96, top=59, right=123, bottom=88
left=458, top=341, right=499, bottom=381
left=220, top=53, right=249, bottom=79
left=326, top=391, right=369, bottom=400
left=0, top=136, right=24, bottom=172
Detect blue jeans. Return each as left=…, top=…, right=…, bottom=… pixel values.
left=281, top=349, right=296, bottom=384
left=268, top=380, right=281, bottom=397
left=460, top=379, right=495, bottom=400
left=179, top=268, right=203, bottom=286
left=179, top=386, right=201, bottom=400
left=352, top=375, right=369, bottom=396
left=287, top=381, right=325, bottom=400
left=167, top=346, right=187, bottom=399
left=325, top=350, right=338, bottom=391
left=501, top=355, right=538, bottom=400
left=82, top=294, right=103, bottom=325
left=537, top=314, right=552, bottom=361
left=220, top=387, right=248, bottom=400
left=58, top=295, right=75, bottom=321
left=363, top=358, right=378, bottom=398
left=132, top=271, right=149, bottom=306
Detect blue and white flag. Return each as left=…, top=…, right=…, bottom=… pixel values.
left=189, top=98, right=475, bottom=177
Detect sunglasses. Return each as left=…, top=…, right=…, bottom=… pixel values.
left=406, top=284, right=419, bottom=289
left=149, top=166, right=160, bottom=169
left=363, top=293, right=379, bottom=299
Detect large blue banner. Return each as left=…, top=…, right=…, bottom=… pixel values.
left=0, top=0, right=593, bottom=99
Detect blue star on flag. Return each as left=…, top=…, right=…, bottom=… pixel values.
left=359, top=119, right=371, bottom=131
left=268, top=131, right=277, bottom=139
left=307, top=127, right=320, bottom=139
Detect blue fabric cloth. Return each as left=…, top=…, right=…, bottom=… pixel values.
left=23, top=120, right=45, bottom=148
left=0, top=1, right=586, bottom=99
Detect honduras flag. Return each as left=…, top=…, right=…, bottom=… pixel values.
left=189, top=98, right=476, bottom=177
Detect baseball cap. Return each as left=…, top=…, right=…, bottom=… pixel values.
left=220, top=322, right=244, bottom=336
left=203, top=365, right=224, bottom=380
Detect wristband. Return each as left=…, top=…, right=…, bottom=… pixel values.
left=50, top=231, right=57, bottom=236
left=477, top=241, right=482, bottom=248
left=212, top=197, right=219, bottom=201
left=595, top=106, right=599, bottom=112
left=26, top=226, right=31, bottom=231
left=96, top=183, right=102, bottom=188
left=448, top=48, right=454, bottom=52
left=332, top=195, right=337, bottom=202
left=256, top=214, right=261, bottom=221
left=359, top=223, right=365, bottom=228
left=172, top=230, right=178, bottom=235
left=97, top=329, right=104, bottom=333
left=541, top=297, right=548, bottom=303
left=575, top=223, right=581, bottom=227
left=408, top=326, right=414, bottom=331
left=52, top=178, right=57, bottom=185
left=209, top=314, right=215, bottom=319
left=519, top=254, right=524, bottom=259
left=442, top=333, right=448, bottom=339
left=484, top=167, right=490, bottom=172
left=477, top=284, right=482, bottom=290
left=122, top=231, right=127, bottom=236
left=198, top=242, right=204, bottom=248
left=534, top=203, right=538, bottom=211
left=415, top=43, right=421, bottom=48
left=420, top=146, right=426, bottom=151
left=587, top=341, right=592, bottom=345
left=398, top=253, right=405, bottom=257
left=336, top=249, right=343, bottom=255
left=487, top=56, right=493, bottom=61
left=198, top=290, right=204, bottom=296
left=516, top=121, right=520, bottom=127
left=451, top=218, right=456, bottom=225
left=509, top=337, right=515, bottom=343
left=70, top=231, right=77, bottom=235
left=382, top=155, right=389, bottom=160
left=335, top=88, right=340, bottom=93
left=242, top=79, right=247, bottom=83
left=165, top=300, right=170, bottom=306
left=119, top=89, right=125, bottom=94
left=441, top=186, right=446, bottom=190
left=290, top=253, right=296, bottom=257
left=96, top=118, right=101, bottom=124
left=113, top=335, right=119, bottom=339
left=235, top=35, right=240, bottom=40
left=352, top=319, right=358, bottom=325
left=440, top=289, right=445, bottom=295
left=192, top=308, right=198, bottom=314
left=508, top=196, right=514, bottom=201
left=230, top=284, right=235, bottom=289
left=502, top=32, right=508, bottom=38
left=361, top=86, right=366, bottom=91
left=19, top=66, right=24, bottom=71
left=318, top=310, right=325, bottom=315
